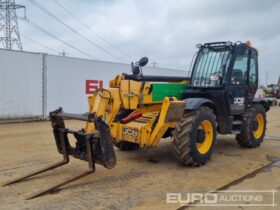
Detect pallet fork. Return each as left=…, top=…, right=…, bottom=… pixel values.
left=2, top=108, right=116, bottom=199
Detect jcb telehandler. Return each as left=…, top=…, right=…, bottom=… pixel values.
left=4, top=41, right=270, bottom=199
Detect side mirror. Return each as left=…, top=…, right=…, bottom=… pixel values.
left=138, top=57, right=148, bottom=67
left=210, top=73, right=221, bottom=81
left=210, top=73, right=222, bottom=86
left=132, top=66, right=140, bottom=75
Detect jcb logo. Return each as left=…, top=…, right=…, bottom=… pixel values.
left=234, top=97, right=245, bottom=105
left=86, top=80, right=103, bottom=94
left=123, top=128, right=138, bottom=136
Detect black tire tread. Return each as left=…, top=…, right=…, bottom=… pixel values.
left=172, top=106, right=216, bottom=166
left=236, top=104, right=266, bottom=148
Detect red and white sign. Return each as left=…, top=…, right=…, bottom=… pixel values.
left=85, top=80, right=103, bottom=94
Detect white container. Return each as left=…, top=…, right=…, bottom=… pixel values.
left=0, top=49, right=43, bottom=120
left=45, top=55, right=187, bottom=115
left=0, top=49, right=187, bottom=120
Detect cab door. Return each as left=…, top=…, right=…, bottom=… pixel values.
left=248, top=50, right=258, bottom=102
left=226, top=47, right=249, bottom=115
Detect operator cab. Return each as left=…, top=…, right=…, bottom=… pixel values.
left=185, top=41, right=260, bottom=116
left=190, top=41, right=258, bottom=88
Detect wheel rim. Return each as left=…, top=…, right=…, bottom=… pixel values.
left=253, top=113, right=264, bottom=139
left=196, top=120, right=213, bottom=154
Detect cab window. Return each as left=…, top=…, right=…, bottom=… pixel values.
left=249, top=51, right=258, bottom=85
left=231, top=50, right=249, bottom=85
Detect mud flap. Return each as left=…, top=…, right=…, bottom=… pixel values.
left=165, top=100, right=186, bottom=122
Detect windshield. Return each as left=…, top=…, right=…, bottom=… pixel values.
left=191, top=48, right=231, bottom=87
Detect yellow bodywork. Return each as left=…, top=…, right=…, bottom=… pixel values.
left=85, top=75, right=187, bottom=148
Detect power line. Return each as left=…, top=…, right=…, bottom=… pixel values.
left=53, top=0, right=133, bottom=61
left=21, top=33, right=59, bottom=53
left=28, top=0, right=121, bottom=61
left=58, top=50, right=68, bottom=57
left=19, top=17, right=97, bottom=59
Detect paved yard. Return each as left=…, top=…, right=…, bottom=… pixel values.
left=0, top=107, right=280, bottom=210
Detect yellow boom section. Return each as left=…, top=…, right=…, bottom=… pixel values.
left=85, top=75, right=186, bottom=148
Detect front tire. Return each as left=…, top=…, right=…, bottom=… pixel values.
left=172, top=106, right=217, bottom=166
left=236, top=104, right=266, bottom=148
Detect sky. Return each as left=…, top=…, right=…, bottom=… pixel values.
left=15, top=0, right=280, bottom=85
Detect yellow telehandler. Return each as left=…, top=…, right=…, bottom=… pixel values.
left=3, top=41, right=270, bottom=199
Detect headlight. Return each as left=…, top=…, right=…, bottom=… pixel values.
left=225, top=41, right=232, bottom=46
left=196, top=43, right=202, bottom=49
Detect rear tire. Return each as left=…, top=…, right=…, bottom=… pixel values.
left=114, top=141, right=139, bottom=151
left=236, top=104, right=266, bottom=148
left=172, top=106, right=217, bottom=166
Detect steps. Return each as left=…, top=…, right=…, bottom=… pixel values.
left=233, top=120, right=242, bottom=125
left=231, top=120, right=242, bottom=134
left=231, top=130, right=241, bottom=135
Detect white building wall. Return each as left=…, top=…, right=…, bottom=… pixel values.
left=0, top=49, right=43, bottom=120
left=0, top=49, right=187, bottom=120
left=46, top=55, right=187, bottom=114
